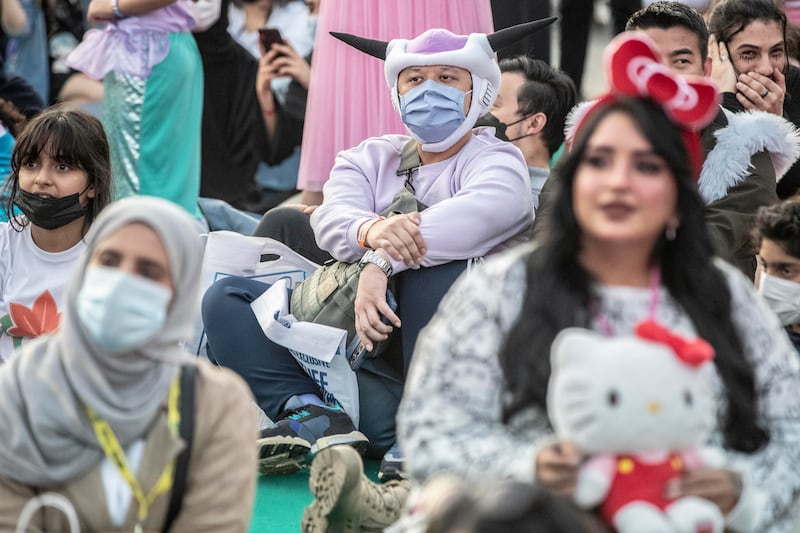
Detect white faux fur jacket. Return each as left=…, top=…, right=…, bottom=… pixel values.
left=700, top=108, right=800, bottom=203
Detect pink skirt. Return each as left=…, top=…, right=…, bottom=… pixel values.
left=297, top=0, right=493, bottom=192
left=787, top=1, right=800, bottom=25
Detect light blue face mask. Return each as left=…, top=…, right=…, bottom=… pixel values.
left=76, top=266, right=173, bottom=354
left=400, top=79, right=471, bottom=144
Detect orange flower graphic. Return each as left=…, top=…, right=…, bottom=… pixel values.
left=6, top=290, right=61, bottom=337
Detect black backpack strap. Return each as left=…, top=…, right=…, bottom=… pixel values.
left=163, top=363, right=197, bottom=532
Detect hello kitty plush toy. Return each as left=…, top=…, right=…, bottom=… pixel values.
left=547, top=320, right=726, bottom=533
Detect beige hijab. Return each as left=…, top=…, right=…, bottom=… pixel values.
left=0, top=196, right=203, bottom=486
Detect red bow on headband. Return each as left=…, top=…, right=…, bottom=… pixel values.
left=635, top=319, right=715, bottom=368
left=604, top=32, right=719, bottom=130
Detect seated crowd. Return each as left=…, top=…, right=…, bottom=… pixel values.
left=1, top=1, right=800, bottom=533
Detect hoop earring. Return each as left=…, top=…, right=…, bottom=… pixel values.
left=665, top=222, right=678, bottom=241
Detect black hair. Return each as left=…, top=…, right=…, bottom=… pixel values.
left=626, top=1, right=709, bottom=60
left=752, top=195, right=800, bottom=258
left=470, top=482, right=593, bottom=533
left=425, top=478, right=593, bottom=533
left=3, top=104, right=112, bottom=233
left=498, top=56, right=577, bottom=156
left=498, top=97, right=769, bottom=453
left=707, top=0, right=787, bottom=63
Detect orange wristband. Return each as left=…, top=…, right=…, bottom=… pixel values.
left=357, top=216, right=383, bottom=248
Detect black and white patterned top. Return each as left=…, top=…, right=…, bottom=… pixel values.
left=398, top=243, right=800, bottom=533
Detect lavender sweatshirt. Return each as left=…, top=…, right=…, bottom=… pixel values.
left=310, top=128, right=533, bottom=274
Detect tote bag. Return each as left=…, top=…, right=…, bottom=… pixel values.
left=191, top=231, right=320, bottom=356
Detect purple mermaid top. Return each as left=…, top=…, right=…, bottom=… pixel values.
left=66, top=0, right=195, bottom=80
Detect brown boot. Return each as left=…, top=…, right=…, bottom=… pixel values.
left=302, top=445, right=411, bottom=532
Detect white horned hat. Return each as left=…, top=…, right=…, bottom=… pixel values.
left=330, top=17, right=557, bottom=152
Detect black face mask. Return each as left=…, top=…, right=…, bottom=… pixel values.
left=14, top=188, right=88, bottom=229
left=475, top=112, right=534, bottom=142
left=503, top=115, right=535, bottom=142
left=474, top=112, right=509, bottom=141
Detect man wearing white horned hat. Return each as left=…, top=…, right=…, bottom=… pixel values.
left=200, top=18, right=555, bottom=510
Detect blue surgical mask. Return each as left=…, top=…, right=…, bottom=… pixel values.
left=400, top=80, right=471, bottom=144
left=76, top=266, right=173, bottom=354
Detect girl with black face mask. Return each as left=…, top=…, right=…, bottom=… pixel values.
left=0, top=104, right=112, bottom=362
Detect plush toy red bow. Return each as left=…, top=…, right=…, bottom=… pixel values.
left=605, top=33, right=719, bottom=130
left=635, top=319, right=715, bottom=368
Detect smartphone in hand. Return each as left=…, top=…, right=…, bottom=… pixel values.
left=348, top=290, right=398, bottom=371
left=258, top=27, right=286, bottom=57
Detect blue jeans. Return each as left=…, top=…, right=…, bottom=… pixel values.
left=201, top=260, right=467, bottom=457
left=197, top=197, right=260, bottom=234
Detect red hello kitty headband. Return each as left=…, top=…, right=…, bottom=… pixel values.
left=574, top=32, right=720, bottom=178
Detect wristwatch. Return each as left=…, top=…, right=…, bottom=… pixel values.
left=358, top=249, right=393, bottom=278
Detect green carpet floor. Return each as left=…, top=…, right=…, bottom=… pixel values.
left=249, top=460, right=381, bottom=532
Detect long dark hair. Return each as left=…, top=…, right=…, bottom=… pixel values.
left=499, top=97, right=769, bottom=452
left=3, top=104, right=112, bottom=233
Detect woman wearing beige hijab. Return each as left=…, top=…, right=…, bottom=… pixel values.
left=0, top=196, right=257, bottom=532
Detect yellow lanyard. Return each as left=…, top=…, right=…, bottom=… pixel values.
left=86, top=376, right=181, bottom=530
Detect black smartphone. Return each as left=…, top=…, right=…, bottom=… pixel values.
left=348, top=290, right=398, bottom=371
left=258, top=27, right=285, bottom=56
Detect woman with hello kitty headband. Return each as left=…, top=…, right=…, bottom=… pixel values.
left=393, top=32, right=800, bottom=532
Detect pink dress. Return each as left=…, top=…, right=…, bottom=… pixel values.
left=786, top=1, right=800, bottom=25
left=297, top=0, right=493, bottom=193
